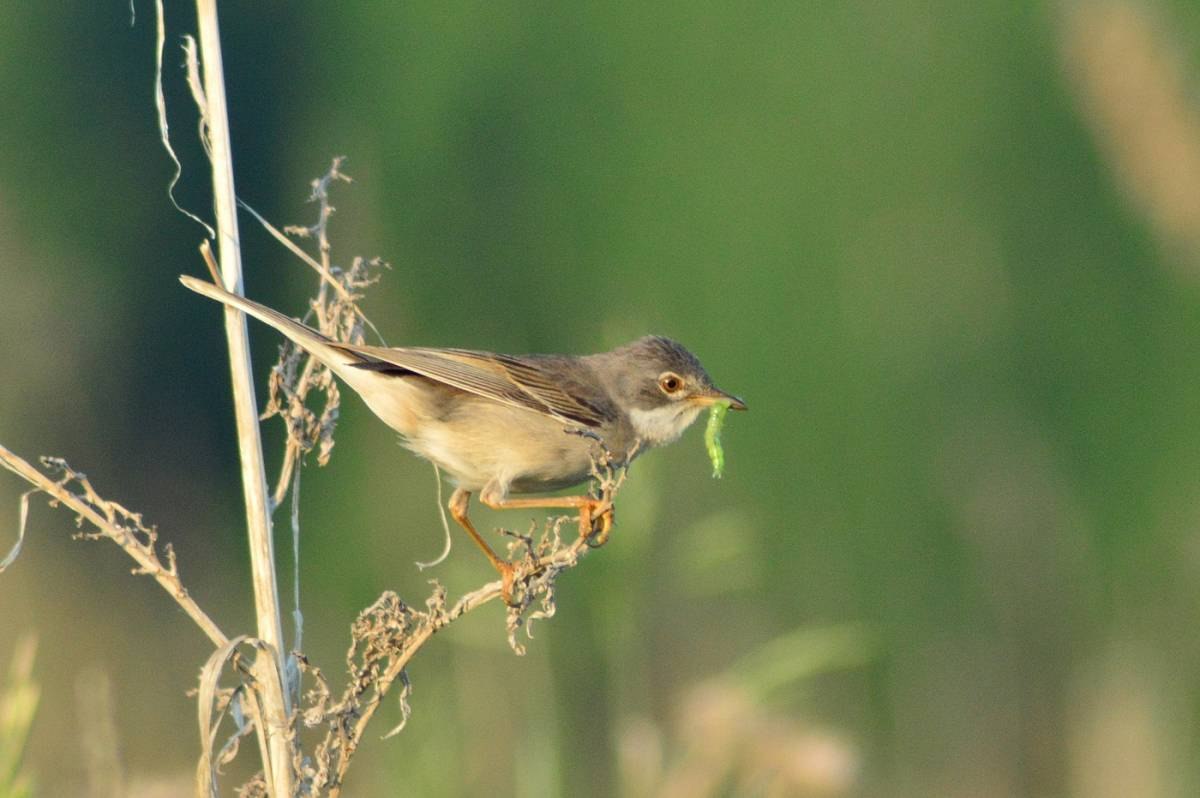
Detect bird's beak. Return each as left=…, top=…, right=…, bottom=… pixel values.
left=694, top=387, right=748, bottom=411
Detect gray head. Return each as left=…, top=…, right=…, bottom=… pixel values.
left=593, top=335, right=746, bottom=446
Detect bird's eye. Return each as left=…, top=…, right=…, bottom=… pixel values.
left=658, top=373, right=684, bottom=394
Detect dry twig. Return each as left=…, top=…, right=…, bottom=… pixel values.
left=0, top=445, right=228, bottom=648
left=292, top=443, right=632, bottom=797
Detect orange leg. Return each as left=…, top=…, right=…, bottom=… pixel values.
left=479, top=493, right=613, bottom=545
left=448, top=488, right=516, bottom=603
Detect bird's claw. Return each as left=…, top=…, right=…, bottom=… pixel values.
left=584, top=503, right=614, bottom=547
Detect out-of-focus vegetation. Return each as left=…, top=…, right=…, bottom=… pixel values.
left=0, top=637, right=37, bottom=798
left=2, top=2, right=1200, bottom=796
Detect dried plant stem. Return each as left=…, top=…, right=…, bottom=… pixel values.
left=268, top=362, right=316, bottom=511
left=323, top=467, right=625, bottom=796
left=300, top=441, right=632, bottom=795
left=194, top=1, right=293, bottom=794
left=324, top=597, right=473, bottom=798
left=0, top=443, right=228, bottom=648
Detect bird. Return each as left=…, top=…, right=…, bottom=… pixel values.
left=180, top=275, right=746, bottom=599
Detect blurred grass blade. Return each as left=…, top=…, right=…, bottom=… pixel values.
left=75, top=667, right=125, bottom=798
left=0, top=635, right=39, bottom=798
left=729, top=623, right=876, bottom=701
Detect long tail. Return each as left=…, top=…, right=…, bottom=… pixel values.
left=179, top=275, right=366, bottom=382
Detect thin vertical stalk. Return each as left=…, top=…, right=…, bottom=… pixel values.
left=193, top=1, right=294, bottom=794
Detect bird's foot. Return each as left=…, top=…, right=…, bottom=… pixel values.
left=583, top=502, right=615, bottom=547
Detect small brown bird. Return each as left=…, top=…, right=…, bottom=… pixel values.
left=181, top=275, right=745, bottom=597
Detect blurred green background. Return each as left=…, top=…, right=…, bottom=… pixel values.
left=3, top=1, right=1200, bottom=796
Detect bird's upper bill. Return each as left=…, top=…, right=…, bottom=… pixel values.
left=691, top=387, right=748, bottom=411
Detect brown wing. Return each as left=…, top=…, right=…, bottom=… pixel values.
left=338, top=344, right=612, bottom=428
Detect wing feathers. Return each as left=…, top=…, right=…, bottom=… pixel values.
left=342, top=344, right=611, bottom=427
left=179, top=276, right=611, bottom=428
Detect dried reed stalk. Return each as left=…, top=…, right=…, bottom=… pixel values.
left=193, top=1, right=293, bottom=794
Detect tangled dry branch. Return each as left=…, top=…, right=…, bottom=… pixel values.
left=293, top=445, right=631, bottom=797
left=0, top=159, right=633, bottom=797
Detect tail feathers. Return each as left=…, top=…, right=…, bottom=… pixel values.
left=179, top=274, right=366, bottom=381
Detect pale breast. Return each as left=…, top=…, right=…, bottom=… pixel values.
left=400, top=395, right=609, bottom=496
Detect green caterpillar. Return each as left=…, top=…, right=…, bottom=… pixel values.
left=705, top=401, right=730, bottom=478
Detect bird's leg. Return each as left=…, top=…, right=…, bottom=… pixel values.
left=479, top=493, right=614, bottom=545
left=448, top=488, right=517, bottom=604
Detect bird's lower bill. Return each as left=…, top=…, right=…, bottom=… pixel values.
left=691, top=390, right=747, bottom=411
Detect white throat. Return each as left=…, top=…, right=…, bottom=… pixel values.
left=629, top=403, right=704, bottom=446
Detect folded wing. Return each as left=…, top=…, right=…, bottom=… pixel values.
left=342, top=344, right=612, bottom=428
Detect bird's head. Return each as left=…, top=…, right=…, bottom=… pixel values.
left=603, top=335, right=746, bottom=446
